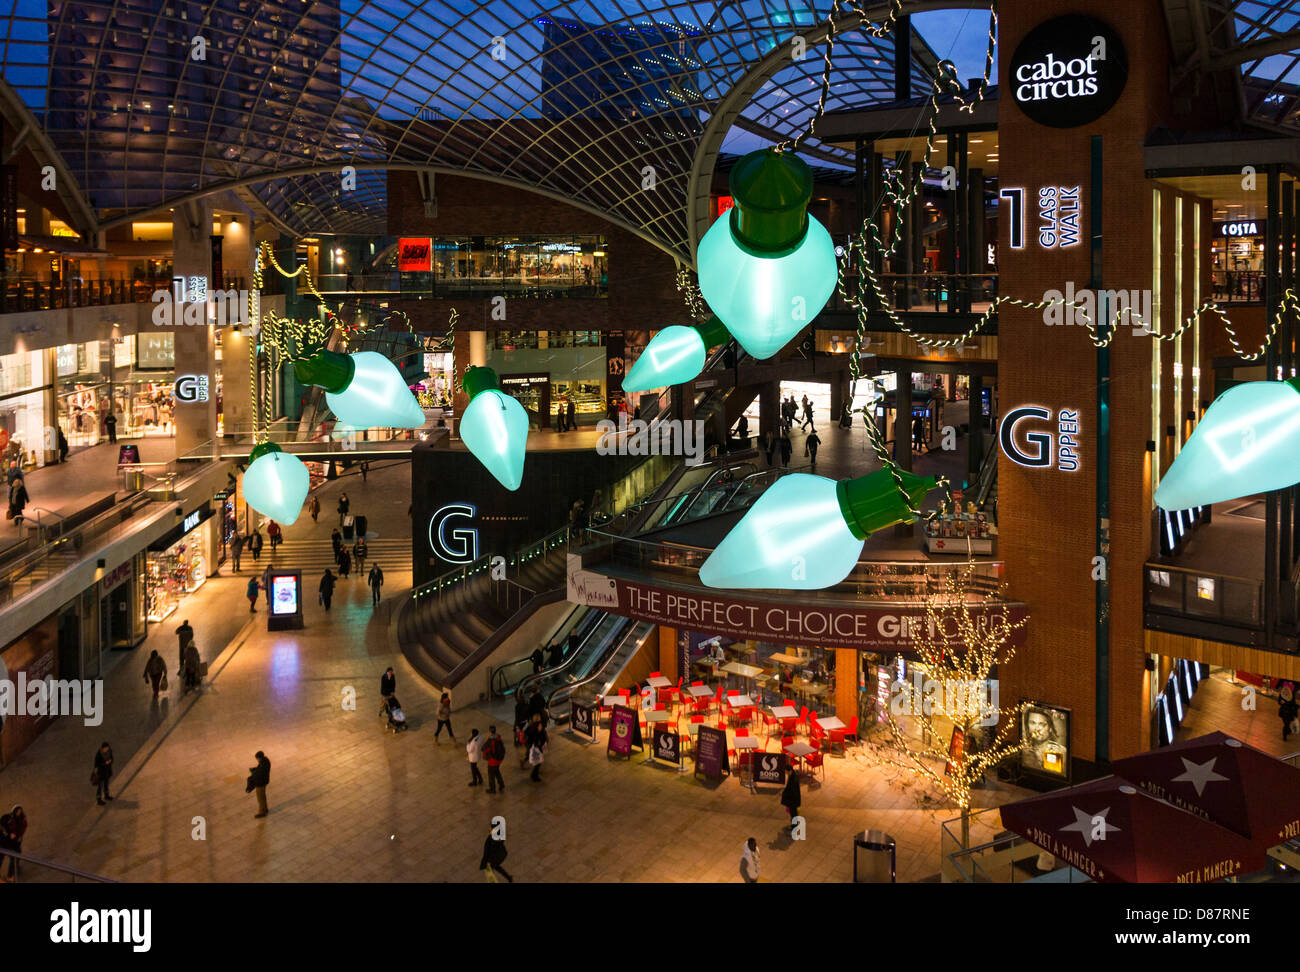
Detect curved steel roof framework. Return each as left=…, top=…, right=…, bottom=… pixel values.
left=0, top=0, right=1295, bottom=256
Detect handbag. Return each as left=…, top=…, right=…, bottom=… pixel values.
left=160, top=674, right=168, bottom=691
left=199, top=661, right=209, bottom=677
left=528, top=744, right=544, bottom=765
left=90, top=768, right=100, bottom=786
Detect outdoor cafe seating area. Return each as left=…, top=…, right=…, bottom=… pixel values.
left=595, top=669, right=860, bottom=784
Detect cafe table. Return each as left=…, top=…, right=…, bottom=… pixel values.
left=770, top=705, right=798, bottom=720
left=769, top=651, right=807, bottom=666
left=816, top=715, right=847, bottom=755
left=722, top=661, right=763, bottom=678
left=724, top=693, right=756, bottom=729
left=647, top=675, right=672, bottom=688
left=734, top=736, right=763, bottom=789
left=783, top=740, right=816, bottom=779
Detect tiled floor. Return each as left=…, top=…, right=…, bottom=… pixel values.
left=0, top=455, right=1028, bottom=883
left=1176, top=669, right=1300, bottom=758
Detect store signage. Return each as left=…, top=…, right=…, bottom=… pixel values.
left=1000, top=186, right=1081, bottom=250
left=652, top=726, right=680, bottom=765
left=1009, top=14, right=1128, bottom=128
left=398, top=238, right=433, bottom=272
left=694, top=726, right=729, bottom=779
left=174, top=374, right=210, bottom=404
left=100, top=560, right=134, bottom=595
left=608, top=704, right=639, bottom=757
left=570, top=701, right=595, bottom=740
left=566, top=568, right=1029, bottom=651
left=999, top=406, right=1080, bottom=472
left=427, top=503, right=478, bottom=564
left=753, top=751, right=786, bottom=785
left=182, top=510, right=201, bottom=532
left=1219, top=221, right=1259, bottom=237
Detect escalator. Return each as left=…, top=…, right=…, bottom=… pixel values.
left=549, top=619, right=655, bottom=719
left=515, top=611, right=632, bottom=708
left=489, top=606, right=601, bottom=699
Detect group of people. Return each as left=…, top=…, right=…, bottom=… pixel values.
left=555, top=397, right=578, bottom=432
left=230, top=527, right=263, bottom=571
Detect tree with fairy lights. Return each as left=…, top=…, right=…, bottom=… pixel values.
left=877, top=565, right=1029, bottom=847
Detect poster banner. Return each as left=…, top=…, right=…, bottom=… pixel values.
left=693, top=725, right=729, bottom=779
left=607, top=704, right=639, bottom=758
left=398, top=238, right=433, bottom=272
left=652, top=726, right=680, bottom=765
left=570, top=701, right=595, bottom=740
left=944, top=727, right=965, bottom=777
left=752, top=751, right=786, bottom=785
left=566, top=563, right=1027, bottom=652
left=1020, top=700, right=1070, bottom=781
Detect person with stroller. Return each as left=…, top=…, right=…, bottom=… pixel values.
left=380, top=667, right=396, bottom=705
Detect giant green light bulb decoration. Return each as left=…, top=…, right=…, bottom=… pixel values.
left=623, top=316, right=729, bottom=393
left=294, top=349, right=425, bottom=429
left=699, top=470, right=938, bottom=590
left=696, top=148, right=838, bottom=360
left=241, top=441, right=310, bottom=525
left=1155, top=378, right=1300, bottom=509
left=459, top=366, right=529, bottom=491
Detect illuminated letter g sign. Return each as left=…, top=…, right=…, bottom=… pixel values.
left=999, top=406, right=1053, bottom=468
left=428, top=503, right=479, bottom=564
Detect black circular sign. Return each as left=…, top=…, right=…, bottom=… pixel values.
left=1009, top=14, right=1128, bottom=128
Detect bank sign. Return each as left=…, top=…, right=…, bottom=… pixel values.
left=1010, top=14, right=1127, bottom=128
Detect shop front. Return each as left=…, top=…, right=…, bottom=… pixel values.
left=98, top=553, right=146, bottom=652
left=486, top=332, right=607, bottom=426
left=0, top=348, right=51, bottom=470
left=1211, top=219, right=1263, bottom=302
left=146, top=504, right=216, bottom=622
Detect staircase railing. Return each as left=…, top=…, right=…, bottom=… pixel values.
left=409, top=524, right=572, bottom=603
left=0, top=849, right=116, bottom=883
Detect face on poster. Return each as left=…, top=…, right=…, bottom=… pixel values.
left=270, top=575, right=299, bottom=615
left=1020, top=703, right=1070, bottom=777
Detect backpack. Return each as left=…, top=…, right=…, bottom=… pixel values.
left=487, top=737, right=504, bottom=762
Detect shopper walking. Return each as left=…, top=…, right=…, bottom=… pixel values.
left=524, top=714, right=548, bottom=782
left=308, top=494, right=320, bottom=523
left=331, top=527, right=343, bottom=565
left=740, top=837, right=760, bottom=883
left=360, top=461, right=369, bottom=483
left=483, top=727, right=506, bottom=793
left=555, top=401, right=565, bottom=433
left=912, top=414, right=927, bottom=453
left=434, top=692, right=455, bottom=741
left=92, top=742, right=113, bottom=805
left=231, top=531, right=244, bottom=571
left=175, top=618, right=194, bottom=666
left=338, top=547, right=352, bottom=580
left=248, top=751, right=271, bottom=818
left=319, top=569, right=336, bottom=611
left=527, top=687, right=548, bottom=728
left=353, top=537, right=368, bottom=573
left=1279, top=683, right=1298, bottom=741
left=566, top=397, right=576, bottom=432
left=480, top=824, right=513, bottom=883
left=337, top=492, right=350, bottom=526
left=248, top=528, right=263, bottom=562
left=368, top=564, right=384, bottom=606
left=7, top=475, right=27, bottom=527
left=780, top=767, right=801, bottom=830
left=804, top=430, right=821, bottom=470
left=779, top=432, right=792, bottom=468
left=56, top=426, right=69, bottom=463
left=513, top=695, right=530, bottom=748
left=182, top=641, right=201, bottom=694
left=466, top=728, right=484, bottom=787
left=142, top=650, right=167, bottom=699
left=105, top=413, right=117, bottom=443
left=530, top=646, right=545, bottom=673
left=246, top=576, right=261, bottom=612
left=267, top=520, right=282, bottom=552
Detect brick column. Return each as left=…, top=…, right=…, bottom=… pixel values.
left=172, top=201, right=218, bottom=455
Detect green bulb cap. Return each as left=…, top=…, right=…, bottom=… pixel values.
left=1285, top=377, right=1300, bottom=397
left=836, top=468, right=938, bottom=540
left=694, top=315, right=730, bottom=350
left=729, top=148, right=813, bottom=254
left=248, top=441, right=283, bottom=464
left=294, top=349, right=355, bottom=394
left=462, top=366, right=500, bottom=400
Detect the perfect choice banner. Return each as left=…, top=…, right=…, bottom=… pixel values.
left=567, top=567, right=1028, bottom=651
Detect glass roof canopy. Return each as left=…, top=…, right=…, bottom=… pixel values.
left=0, top=0, right=1294, bottom=252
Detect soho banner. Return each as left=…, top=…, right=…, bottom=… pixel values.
left=1009, top=14, right=1127, bottom=128
left=567, top=565, right=1028, bottom=651
left=570, top=701, right=595, bottom=740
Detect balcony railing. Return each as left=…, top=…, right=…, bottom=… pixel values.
left=831, top=272, right=999, bottom=316
left=1144, top=563, right=1264, bottom=633
left=314, top=272, right=607, bottom=299
left=0, top=275, right=252, bottom=313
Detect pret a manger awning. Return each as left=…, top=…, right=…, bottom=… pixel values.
left=998, top=776, right=1256, bottom=883
left=1111, top=731, right=1300, bottom=860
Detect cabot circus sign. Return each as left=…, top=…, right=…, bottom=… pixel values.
left=1010, top=15, right=1127, bottom=128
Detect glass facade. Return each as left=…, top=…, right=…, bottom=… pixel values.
left=0, top=349, right=49, bottom=471
left=416, top=236, right=608, bottom=297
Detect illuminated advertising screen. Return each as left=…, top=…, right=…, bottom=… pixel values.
left=1020, top=701, right=1071, bottom=780
left=270, top=574, right=299, bottom=616
left=398, top=238, right=433, bottom=272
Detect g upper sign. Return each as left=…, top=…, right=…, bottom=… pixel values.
left=1010, top=15, right=1127, bottom=128
left=1000, top=406, right=1081, bottom=472
left=174, top=374, right=209, bottom=403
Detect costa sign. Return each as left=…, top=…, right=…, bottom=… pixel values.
left=1009, top=15, right=1127, bottom=128
left=398, top=238, right=433, bottom=272
left=567, top=568, right=1027, bottom=651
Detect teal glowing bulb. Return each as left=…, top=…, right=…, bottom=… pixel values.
left=242, top=442, right=310, bottom=525
left=460, top=367, right=528, bottom=491
left=696, top=149, right=837, bottom=360
left=623, top=317, right=729, bottom=392
left=295, top=350, right=425, bottom=429
left=699, top=469, right=937, bottom=590
left=1156, top=378, right=1300, bottom=509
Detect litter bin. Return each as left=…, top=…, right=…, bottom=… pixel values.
left=354, top=514, right=368, bottom=539
left=122, top=466, right=144, bottom=492
left=342, top=515, right=355, bottom=541
left=853, top=830, right=896, bottom=883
